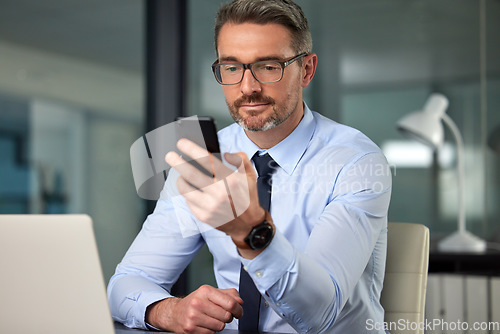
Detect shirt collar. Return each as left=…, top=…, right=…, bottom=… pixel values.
left=238, top=102, right=316, bottom=175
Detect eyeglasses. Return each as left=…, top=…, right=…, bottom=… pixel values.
left=211, top=53, right=308, bottom=85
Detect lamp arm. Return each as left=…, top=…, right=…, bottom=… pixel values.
left=442, top=113, right=466, bottom=234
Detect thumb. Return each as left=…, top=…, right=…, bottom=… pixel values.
left=225, top=152, right=256, bottom=177
left=224, top=152, right=244, bottom=167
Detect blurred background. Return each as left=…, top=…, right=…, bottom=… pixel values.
left=0, top=0, right=499, bottom=298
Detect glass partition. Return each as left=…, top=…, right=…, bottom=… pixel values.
left=0, top=0, right=144, bottom=282
left=187, top=0, right=500, bottom=290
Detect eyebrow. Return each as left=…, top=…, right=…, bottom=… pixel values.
left=218, top=55, right=287, bottom=63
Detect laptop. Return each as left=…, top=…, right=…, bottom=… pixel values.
left=0, top=214, right=115, bottom=334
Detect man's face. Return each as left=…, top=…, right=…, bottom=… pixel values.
left=217, top=23, right=304, bottom=132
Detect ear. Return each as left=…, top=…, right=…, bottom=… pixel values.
left=301, top=53, right=318, bottom=88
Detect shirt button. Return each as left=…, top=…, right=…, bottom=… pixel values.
left=264, top=301, right=269, bottom=308
left=255, top=270, right=264, bottom=278
left=276, top=301, right=282, bottom=307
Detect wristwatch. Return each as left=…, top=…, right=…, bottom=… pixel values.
left=244, top=211, right=274, bottom=250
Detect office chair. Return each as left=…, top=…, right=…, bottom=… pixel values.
left=380, top=222, right=430, bottom=334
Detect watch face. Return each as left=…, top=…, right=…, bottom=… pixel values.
left=247, top=223, right=273, bottom=250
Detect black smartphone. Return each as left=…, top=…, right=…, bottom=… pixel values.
left=175, top=116, right=221, bottom=177
left=175, top=116, right=220, bottom=154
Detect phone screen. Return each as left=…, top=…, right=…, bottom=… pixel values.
left=175, top=116, right=221, bottom=177
left=175, top=116, right=220, bottom=154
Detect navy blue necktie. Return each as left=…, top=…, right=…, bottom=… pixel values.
left=239, top=153, right=277, bottom=331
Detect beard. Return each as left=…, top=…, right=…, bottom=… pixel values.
left=226, top=90, right=300, bottom=132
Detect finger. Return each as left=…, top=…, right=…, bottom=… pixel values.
left=207, top=289, right=244, bottom=320
left=223, top=154, right=255, bottom=219
left=220, top=288, right=243, bottom=305
left=179, top=177, right=238, bottom=229
left=200, top=305, right=235, bottom=328
left=165, top=151, right=214, bottom=191
left=178, top=139, right=233, bottom=180
left=224, top=152, right=256, bottom=179
left=223, top=152, right=243, bottom=168
left=177, top=138, right=212, bottom=160
left=176, top=174, right=200, bottom=196
left=184, top=291, right=235, bottom=329
left=189, top=311, right=226, bottom=333
left=180, top=287, right=229, bottom=333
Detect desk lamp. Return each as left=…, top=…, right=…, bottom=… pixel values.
left=396, top=93, right=486, bottom=253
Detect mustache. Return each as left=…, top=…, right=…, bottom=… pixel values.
left=233, top=94, right=275, bottom=108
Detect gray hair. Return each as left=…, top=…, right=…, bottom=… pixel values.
left=214, top=0, right=312, bottom=56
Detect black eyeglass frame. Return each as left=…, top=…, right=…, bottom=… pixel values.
left=211, top=52, right=309, bottom=85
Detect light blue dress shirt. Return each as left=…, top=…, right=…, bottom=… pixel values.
left=107, top=103, right=392, bottom=333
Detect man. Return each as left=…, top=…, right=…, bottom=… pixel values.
left=108, top=0, right=392, bottom=333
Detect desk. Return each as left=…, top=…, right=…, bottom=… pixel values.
left=429, top=250, right=500, bottom=275
left=426, top=251, right=500, bottom=330
left=114, top=322, right=277, bottom=334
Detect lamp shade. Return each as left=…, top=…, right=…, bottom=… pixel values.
left=397, top=94, right=449, bottom=149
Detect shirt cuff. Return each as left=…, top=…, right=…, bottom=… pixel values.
left=240, top=231, right=295, bottom=292
left=137, top=291, right=172, bottom=329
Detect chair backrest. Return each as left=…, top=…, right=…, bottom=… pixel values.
left=381, top=222, right=430, bottom=334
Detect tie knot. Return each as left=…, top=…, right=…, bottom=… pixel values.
left=252, top=153, right=278, bottom=179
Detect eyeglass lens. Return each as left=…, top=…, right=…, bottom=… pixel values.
left=216, top=61, right=283, bottom=84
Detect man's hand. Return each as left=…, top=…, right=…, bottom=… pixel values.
left=165, top=139, right=266, bottom=252
left=146, top=285, right=243, bottom=333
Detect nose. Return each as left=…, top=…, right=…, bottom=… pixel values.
left=240, top=68, right=262, bottom=95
